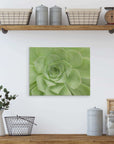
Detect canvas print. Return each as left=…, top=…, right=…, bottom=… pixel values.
left=29, top=47, right=90, bottom=96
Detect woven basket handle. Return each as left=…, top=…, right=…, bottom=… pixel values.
left=17, top=115, right=37, bottom=126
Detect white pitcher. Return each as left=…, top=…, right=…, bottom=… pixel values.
left=0, top=110, right=5, bottom=136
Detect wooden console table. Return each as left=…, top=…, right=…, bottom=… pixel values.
left=0, top=134, right=114, bottom=144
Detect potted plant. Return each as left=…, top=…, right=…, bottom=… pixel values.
left=0, top=85, right=17, bottom=136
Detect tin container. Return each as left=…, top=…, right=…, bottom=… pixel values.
left=87, top=107, right=103, bottom=136
left=36, top=4, right=48, bottom=25
left=50, top=5, right=62, bottom=25
left=106, top=111, right=114, bottom=136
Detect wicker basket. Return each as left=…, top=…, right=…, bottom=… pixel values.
left=0, top=8, right=32, bottom=25
left=107, top=99, right=114, bottom=114
left=5, top=116, right=36, bottom=136
left=66, top=8, right=101, bottom=25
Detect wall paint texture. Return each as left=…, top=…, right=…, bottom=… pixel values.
left=0, top=0, right=114, bottom=134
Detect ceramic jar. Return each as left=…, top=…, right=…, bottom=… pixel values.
left=87, top=107, right=103, bottom=136
left=50, top=5, right=62, bottom=25
left=0, top=110, right=5, bottom=136
left=36, top=4, right=48, bottom=25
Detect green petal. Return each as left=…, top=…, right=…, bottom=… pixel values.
left=44, top=61, right=65, bottom=81
left=67, top=69, right=81, bottom=89
left=30, top=82, right=36, bottom=92
left=50, top=83, right=64, bottom=94
left=52, top=48, right=66, bottom=60
left=34, top=56, right=45, bottom=74
left=29, top=48, right=38, bottom=65
left=35, top=48, right=52, bottom=57
left=45, top=88, right=57, bottom=96
left=66, top=50, right=82, bottom=68
left=82, top=78, right=90, bottom=87
left=78, top=58, right=90, bottom=78
left=44, top=79, right=56, bottom=87
left=76, top=48, right=90, bottom=58
left=71, top=84, right=90, bottom=96
left=59, top=85, right=72, bottom=96
left=47, top=62, right=64, bottom=79
left=29, top=65, right=37, bottom=84
left=36, top=75, right=46, bottom=93
left=30, top=86, right=44, bottom=96
left=43, top=69, right=50, bottom=80
left=61, top=60, right=72, bottom=77
left=45, top=54, right=61, bottom=65
left=55, top=73, right=65, bottom=83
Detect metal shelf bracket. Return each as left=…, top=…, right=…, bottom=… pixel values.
left=109, top=29, right=114, bottom=34
left=1, top=28, right=8, bottom=34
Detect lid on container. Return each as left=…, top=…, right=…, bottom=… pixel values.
left=88, top=107, right=102, bottom=111
left=50, top=5, right=62, bottom=9
left=36, top=4, right=48, bottom=9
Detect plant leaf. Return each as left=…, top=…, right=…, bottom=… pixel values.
left=66, top=50, right=82, bottom=68
left=0, top=85, right=3, bottom=90
left=29, top=65, right=37, bottom=84
left=0, top=101, right=3, bottom=109
left=78, top=58, right=90, bottom=78
left=50, top=83, right=64, bottom=94
left=71, top=84, right=90, bottom=96
left=66, top=69, right=81, bottom=89
left=36, top=75, right=46, bottom=93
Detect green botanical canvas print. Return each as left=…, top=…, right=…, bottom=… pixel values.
left=29, top=47, right=90, bottom=96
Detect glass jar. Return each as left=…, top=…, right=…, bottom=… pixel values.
left=106, top=111, right=114, bottom=136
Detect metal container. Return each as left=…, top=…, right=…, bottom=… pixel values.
left=36, top=4, right=48, bottom=25
left=5, top=116, right=37, bottom=136
left=0, top=8, right=33, bottom=25
left=65, top=8, right=101, bottom=25
left=106, top=111, right=114, bottom=136
left=50, top=5, right=62, bottom=25
left=87, top=107, right=103, bottom=136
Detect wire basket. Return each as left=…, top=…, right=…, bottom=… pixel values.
left=5, top=116, right=36, bottom=136
left=66, top=8, right=101, bottom=25
left=0, top=8, right=33, bottom=25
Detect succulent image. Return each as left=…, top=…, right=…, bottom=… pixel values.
left=29, top=47, right=90, bottom=96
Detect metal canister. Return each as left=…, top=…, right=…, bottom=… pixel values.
left=36, top=4, right=48, bottom=25
left=87, top=107, right=103, bottom=136
left=50, top=5, right=62, bottom=25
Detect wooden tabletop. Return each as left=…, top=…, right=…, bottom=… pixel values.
left=0, top=134, right=114, bottom=144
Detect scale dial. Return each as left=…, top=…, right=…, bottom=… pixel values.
left=105, top=10, right=114, bottom=24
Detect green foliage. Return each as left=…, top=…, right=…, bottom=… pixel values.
left=29, top=47, right=90, bottom=96
left=0, top=85, right=17, bottom=110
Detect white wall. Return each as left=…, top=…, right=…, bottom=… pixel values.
left=0, top=0, right=114, bottom=134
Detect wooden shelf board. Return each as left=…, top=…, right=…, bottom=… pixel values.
left=0, top=25, right=114, bottom=31
left=0, top=134, right=114, bottom=144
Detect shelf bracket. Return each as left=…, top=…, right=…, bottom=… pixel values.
left=109, top=29, right=114, bottom=34
left=1, top=28, right=8, bottom=34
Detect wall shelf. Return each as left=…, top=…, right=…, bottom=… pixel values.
left=0, top=134, right=114, bottom=144
left=1, top=25, right=114, bottom=34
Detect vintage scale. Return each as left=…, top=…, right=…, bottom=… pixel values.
left=105, top=7, right=114, bottom=33
left=105, top=7, right=114, bottom=24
